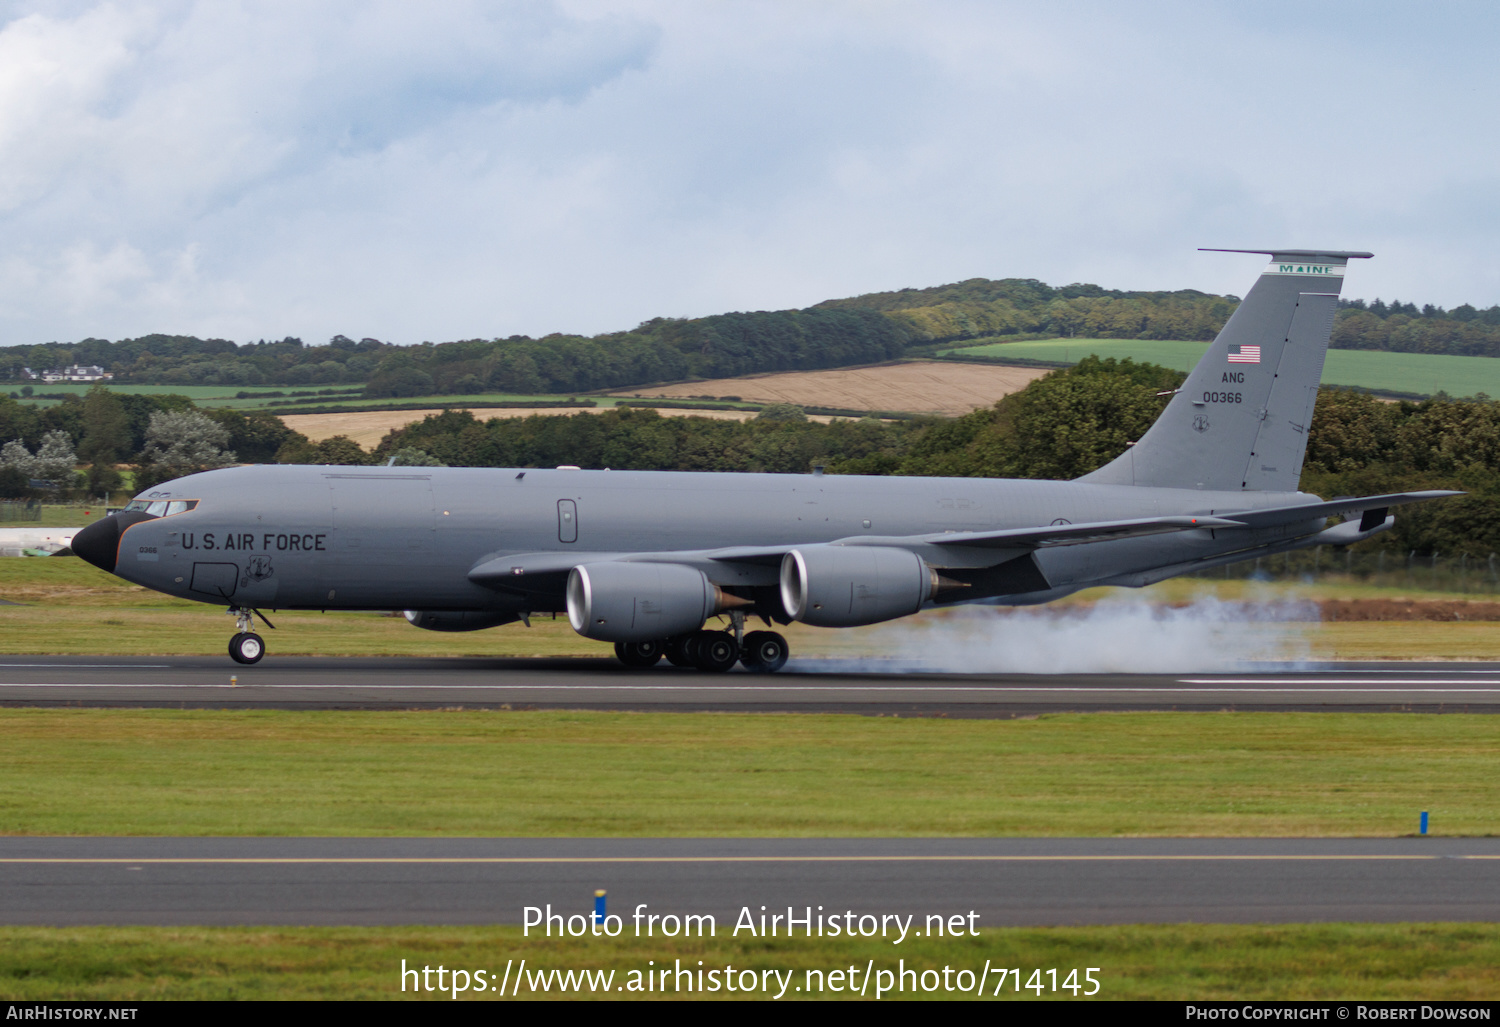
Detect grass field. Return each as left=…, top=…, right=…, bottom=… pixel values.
left=7, top=382, right=365, bottom=411
left=8, top=383, right=278, bottom=403
left=8, top=557, right=1500, bottom=660
left=2, top=923, right=1496, bottom=1000
left=1, top=708, right=1495, bottom=836
left=9, top=601, right=1500, bottom=660
left=0, top=503, right=115, bottom=527
left=225, top=391, right=623, bottom=412
left=8, top=384, right=599, bottom=411
left=941, top=339, right=1500, bottom=398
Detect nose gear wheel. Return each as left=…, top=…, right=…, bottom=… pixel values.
left=226, top=606, right=272, bottom=664
left=229, top=632, right=265, bottom=665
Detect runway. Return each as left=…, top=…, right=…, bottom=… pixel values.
left=2, top=656, right=1500, bottom=715
left=4, top=837, right=1498, bottom=926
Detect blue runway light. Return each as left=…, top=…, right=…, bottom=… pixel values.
left=1421, top=811, right=1429, bottom=835
left=594, top=889, right=607, bottom=924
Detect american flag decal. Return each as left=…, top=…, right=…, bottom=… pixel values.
left=1227, top=344, right=1261, bottom=364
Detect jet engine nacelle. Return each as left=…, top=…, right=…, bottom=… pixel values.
left=403, top=610, right=519, bottom=632
left=780, top=545, right=939, bottom=627
left=567, top=562, right=745, bottom=643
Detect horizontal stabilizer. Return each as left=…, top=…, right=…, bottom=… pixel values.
left=1199, top=248, right=1374, bottom=259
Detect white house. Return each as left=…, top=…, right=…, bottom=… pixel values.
left=37, top=365, right=112, bottom=383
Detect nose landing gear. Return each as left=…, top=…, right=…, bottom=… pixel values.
left=229, top=631, right=265, bottom=665
left=227, top=606, right=274, bottom=665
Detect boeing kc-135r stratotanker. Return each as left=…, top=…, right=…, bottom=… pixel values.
left=72, top=250, right=1459, bottom=670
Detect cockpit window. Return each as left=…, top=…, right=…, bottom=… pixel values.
left=125, top=499, right=199, bottom=516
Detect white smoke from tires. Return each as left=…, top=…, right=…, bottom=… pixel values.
left=789, top=594, right=1320, bottom=674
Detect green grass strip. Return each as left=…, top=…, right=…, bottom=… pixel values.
left=1, top=710, right=1496, bottom=837
left=942, top=339, right=1500, bottom=399
left=1, top=924, right=1497, bottom=1000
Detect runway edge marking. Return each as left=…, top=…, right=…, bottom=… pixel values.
left=0, top=854, right=1482, bottom=864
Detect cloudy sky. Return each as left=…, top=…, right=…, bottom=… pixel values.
left=1, top=0, right=1496, bottom=346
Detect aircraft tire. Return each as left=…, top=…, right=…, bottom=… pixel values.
left=664, top=633, right=696, bottom=667
left=739, top=631, right=789, bottom=673
left=691, top=630, right=739, bottom=673
left=614, top=639, right=664, bottom=668
left=229, top=632, right=265, bottom=665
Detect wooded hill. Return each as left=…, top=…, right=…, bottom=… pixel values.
left=2, top=278, right=1498, bottom=395
left=820, top=278, right=1237, bottom=344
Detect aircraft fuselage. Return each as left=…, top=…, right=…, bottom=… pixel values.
left=98, top=464, right=1324, bottom=615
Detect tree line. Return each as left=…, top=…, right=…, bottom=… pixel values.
left=7, top=364, right=1500, bottom=555
left=820, top=278, right=1239, bottom=343
left=0, top=307, right=909, bottom=397
left=0, top=386, right=321, bottom=497
left=1330, top=297, right=1500, bottom=359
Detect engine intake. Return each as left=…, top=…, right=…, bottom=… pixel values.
left=780, top=545, right=940, bottom=627
left=567, top=562, right=746, bottom=643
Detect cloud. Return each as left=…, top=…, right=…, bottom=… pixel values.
left=0, top=0, right=1496, bottom=346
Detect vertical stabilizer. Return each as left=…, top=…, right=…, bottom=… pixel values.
left=1078, top=249, right=1371, bottom=492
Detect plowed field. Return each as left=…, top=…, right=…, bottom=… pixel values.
left=611, top=360, right=1046, bottom=416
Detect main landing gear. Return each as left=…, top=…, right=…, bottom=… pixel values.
left=615, top=612, right=789, bottom=674
left=614, top=639, right=665, bottom=668
left=227, top=606, right=274, bottom=665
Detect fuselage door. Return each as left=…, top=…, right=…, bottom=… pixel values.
left=558, top=499, right=578, bottom=543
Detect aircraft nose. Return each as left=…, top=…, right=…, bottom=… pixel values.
left=72, top=512, right=156, bottom=574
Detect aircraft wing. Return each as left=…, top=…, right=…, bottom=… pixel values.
left=470, top=551, right=633, bottom=587
left=1218, top=490, right=1463, bottom=531
left=469, top=514, right=1245, bottom=590
left=690, top=492, right=1461, bottom=569
left=469, top=494, right=1459, bottom=591
left=692, top=515, right=1245, bottom=564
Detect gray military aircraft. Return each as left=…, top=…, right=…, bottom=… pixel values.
left=72, top=249, right=1458, bottom=671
